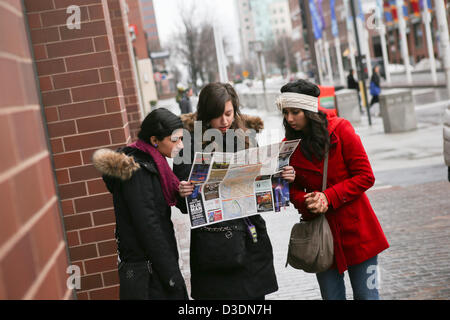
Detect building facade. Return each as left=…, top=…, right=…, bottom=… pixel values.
left=288, top=0, right=449, bottom=83
left=236, top=0, right=292, bottom=69
left=139, top=0, right=161, bottom=53
left=0, top=0, right=160, bottom=300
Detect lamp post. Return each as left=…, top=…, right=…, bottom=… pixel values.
left=250, top=40, right=268, bottom=110
left=350, top=0, right=372, bottom=126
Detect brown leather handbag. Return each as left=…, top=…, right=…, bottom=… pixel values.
left=285, top=152, right=334, bottom=273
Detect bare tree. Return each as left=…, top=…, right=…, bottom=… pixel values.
left=266, top=36, right=297, bottom=77
left=169, top=1, right=203, bottom=91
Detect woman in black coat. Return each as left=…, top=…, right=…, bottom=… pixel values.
left=93, top=108, right=189, bottom=300
left=175, top=82, right=278, bottom=300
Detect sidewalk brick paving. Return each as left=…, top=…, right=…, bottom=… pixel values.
left=172, top=180, right=450, bottom=300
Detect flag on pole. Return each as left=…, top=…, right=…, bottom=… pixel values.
left=411, top=0, right=421, bottom=16
left=384, top=0, right=394, bottom=25
left=419, top=0, right=433, bottom=12
left=309, top=0, right=323, bottom=39
left=402, top=1, right=409, bottom=21
left=357, top=0, right=365, bottom=22
left=317, top=0, right=326, bottom=29
left=389, top=0, right=398, bottom=22
left=330, top=0, right=339, bottom=38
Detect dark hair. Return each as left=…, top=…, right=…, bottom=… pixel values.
left=196, top=82, right=249, bottom=149
left=138, top=108, right=183, bottom=142
left=196, top=82, right=245, bottom=132
left=281, top=79, right=330, bottom=161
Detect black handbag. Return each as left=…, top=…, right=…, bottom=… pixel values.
left=191, top=223, right=248, bottom=271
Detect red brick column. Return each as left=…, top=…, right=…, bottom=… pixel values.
left=109, top=0, right=142, bottom=141
left=0, top=1, right=71, bottom=299
left=24, top=0, right=132, bottom=299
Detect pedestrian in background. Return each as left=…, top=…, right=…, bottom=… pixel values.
left=179, top=87, right=193, bottom=114
left=347, top=69, right=362, bottom=113
left=277, top=79, right=389, bottom=300
left=93, top=108, right=189, bottom=300
left=174, top=82, right=278, bottom=300
left=369, top=65, right=381, bottom=108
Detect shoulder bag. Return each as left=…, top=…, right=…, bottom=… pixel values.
left=285, top=151, right=334, bottom=273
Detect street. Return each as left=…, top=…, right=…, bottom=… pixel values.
left=166, top=85, right=450, bottom=300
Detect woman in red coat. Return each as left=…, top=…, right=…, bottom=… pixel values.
left=278, top=80, right=389, bottom=300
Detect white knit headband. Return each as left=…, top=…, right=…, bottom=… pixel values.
left=275, top=92, right=319, bottom=113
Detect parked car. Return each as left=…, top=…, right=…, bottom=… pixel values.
left=444, top=103, right=450, bottom=181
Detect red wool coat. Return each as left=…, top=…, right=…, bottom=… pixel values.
left=288, top=112, right=389, bottom=274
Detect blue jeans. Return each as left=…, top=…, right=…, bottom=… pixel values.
left=316, top=255, right=380, bottom=300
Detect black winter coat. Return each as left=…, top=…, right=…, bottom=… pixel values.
left=347, top=74, right=359, bottom=91
left=93, top=146, right=188, bottom=300
left=173, top=115, right=278, bottom=300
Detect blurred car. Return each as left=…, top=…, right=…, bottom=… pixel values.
left=444, top=103, right=450, bottom=181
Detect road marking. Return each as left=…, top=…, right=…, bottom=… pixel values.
left=371, top=185, right=393, bottom=191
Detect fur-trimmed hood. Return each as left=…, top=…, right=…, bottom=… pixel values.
left=92, top=148, right=141, bottom=181
left=179, top=113, right=264, bottom=133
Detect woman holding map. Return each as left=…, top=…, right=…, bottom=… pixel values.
left=175, top=82, right=285, bottom=300
left=277, top=79, right=389, bottom=300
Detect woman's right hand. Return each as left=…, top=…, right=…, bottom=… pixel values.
left=304, top=192, right=328, bottom=214
left=179, top=181, right=194, bottom=198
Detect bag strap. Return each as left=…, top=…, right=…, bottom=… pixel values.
left=322, top=151, right=329, bottom=192
left=299, top=150, right=329, bottom=223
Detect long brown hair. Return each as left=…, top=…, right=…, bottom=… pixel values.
left=196, top=83, right=249, bottom=150
left=196, top=82, right=245, bottom=132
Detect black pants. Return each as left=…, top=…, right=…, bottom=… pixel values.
left=370, top=95, right=379, bottom=107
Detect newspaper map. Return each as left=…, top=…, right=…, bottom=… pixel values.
left=185, top=139, right=300, bottom=228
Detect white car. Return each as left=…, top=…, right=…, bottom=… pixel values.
left=444, top=103, right=450, bottom=181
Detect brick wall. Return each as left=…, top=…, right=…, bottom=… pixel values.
left=0, top=0, right=72, bottom=299
left=23, top=0, right=140, bottom=299
left=109, top=0, right=142, bottom=141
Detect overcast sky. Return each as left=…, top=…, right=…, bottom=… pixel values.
left=152, top=0, right=241, bottom=60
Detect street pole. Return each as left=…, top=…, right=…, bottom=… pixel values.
left=213, top=23, right=228, bottom=83
left=258, top=51, right=267, bottom=95
left=331, top=1, right=345, bottom=86
left=379, top=24, right=391, bottom=84
left=343, top=0, right=357, bottom=73
left=302, top=0, right=320, bottom=84
left=335, top=37, right=346, bottom=86
left=375, top=0, right=391, bottom=83
left=350, top=0, right=372, bottom=125
left=282, top=36, right=291, bottom=79
left=318, top=39, right=325, bottom=84
left=324, top=36, right=333, bottom=85
left=396, top=0, right=412, bottom=84
left=435, top=0, right=450, bottom=98
left=423, top=0, right=437, bottom=85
